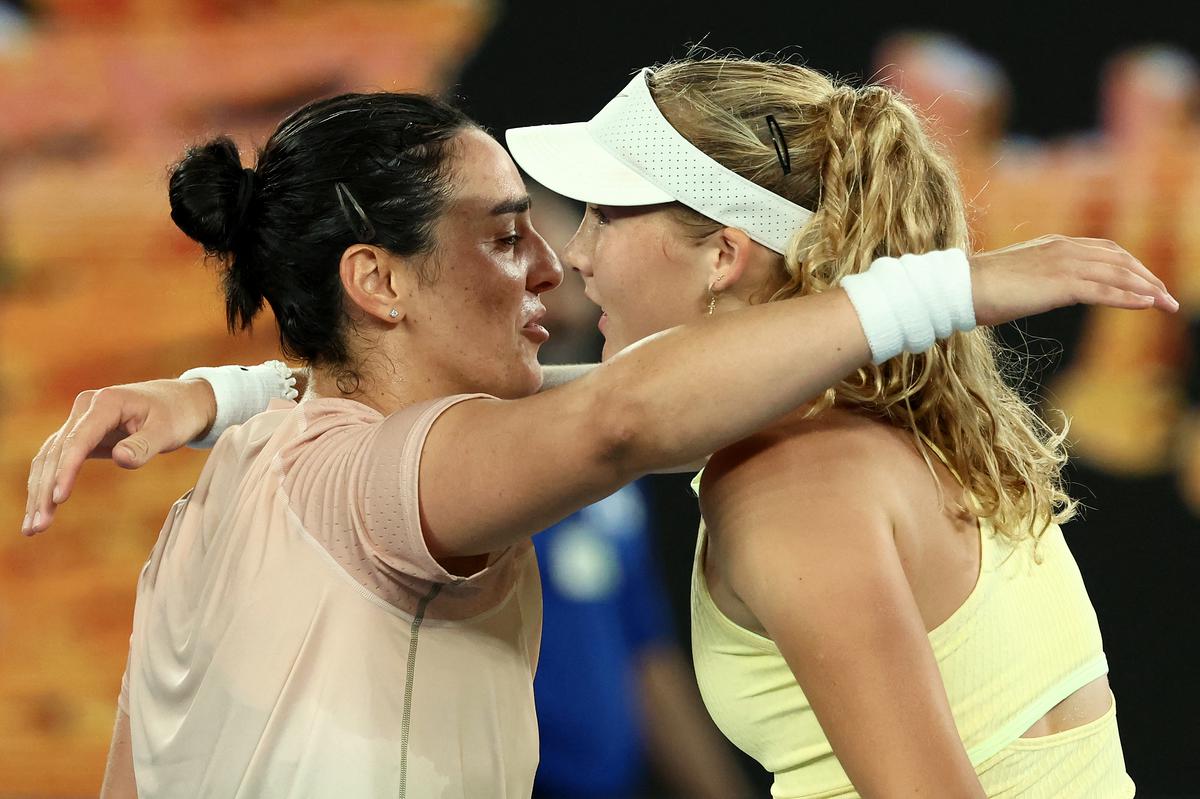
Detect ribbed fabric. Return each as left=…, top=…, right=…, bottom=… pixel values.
left=690, top=476, right=1134, bottom=798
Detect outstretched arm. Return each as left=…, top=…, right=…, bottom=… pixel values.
left=410, top=237, right=1175, bottom=559
left=22, top=236, right=1175, bottom=537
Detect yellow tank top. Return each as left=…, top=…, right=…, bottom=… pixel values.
left=690, top=475, right=1135, bottom=799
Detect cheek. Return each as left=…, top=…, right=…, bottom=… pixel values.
left=434, top=258, right=520, bottom=348
left=468, top=259, right=522, bottom=319
left=597, top=239, right=698, bottom=335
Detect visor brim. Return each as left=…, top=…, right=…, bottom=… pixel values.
left=505, top=123, right=674, bottom=207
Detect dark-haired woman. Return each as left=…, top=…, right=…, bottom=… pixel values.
left=22, top=89, right=1168, bottom=799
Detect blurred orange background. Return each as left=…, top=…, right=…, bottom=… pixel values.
left=0, top=1, right=490, bottom=794
left=1, top=2, right=1198, bottom=796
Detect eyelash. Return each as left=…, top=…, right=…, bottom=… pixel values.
left=589, top=205, right=610, bottom=226
left=499, top=233, right=522, bottom=248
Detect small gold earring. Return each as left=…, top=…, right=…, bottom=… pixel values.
left=707, top=292, right=717, bottom=316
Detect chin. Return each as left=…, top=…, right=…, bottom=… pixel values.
left=506, top=357, right=544, bottom=399
left=525, top=363, right=545, bottom=394
left=600, top=334, right=635, bottom=362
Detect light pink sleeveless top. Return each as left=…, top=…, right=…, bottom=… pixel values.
left=119, top=395, right=542, bottom=798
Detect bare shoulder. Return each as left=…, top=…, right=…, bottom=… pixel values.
left=700, top=407, right=913, bottom=528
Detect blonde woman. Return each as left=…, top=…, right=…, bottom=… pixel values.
left=27, top=62, right=1169, bottom=797
left=502, top=58, right=1144, bottom=797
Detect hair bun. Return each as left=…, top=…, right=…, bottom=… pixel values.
left=168, top=137, right=255, bottom=254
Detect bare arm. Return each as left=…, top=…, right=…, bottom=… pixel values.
left=418, top=228, right=1178, bottom=558
left=418, top=289, right=871, bottom=558
left=702, top=432, right=984, bottom=798
left=638, top=647, right=756, bottom=799
left=23, top=236, right=1175, bottom=537
left=100, top=708, right=137, bottom=799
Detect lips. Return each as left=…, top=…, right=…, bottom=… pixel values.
left=521, top=304, right=550, bottom=343
left=580, top=286, right=609, bottom=335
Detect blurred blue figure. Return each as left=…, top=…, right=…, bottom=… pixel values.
left=532, top=483, right=666, bottom=797
left=531, top=482, right=751, bottom=799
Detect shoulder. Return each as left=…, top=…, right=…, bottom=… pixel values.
left=697, top=409, right=936, bottom=605
left=209, top=406, right=294, bottom=463
left=285, top=393, right=492, bottom=450
left=701, top=408, right=910, bottom=524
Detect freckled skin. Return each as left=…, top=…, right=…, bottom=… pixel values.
left=404, top=129, right=563, bottom=398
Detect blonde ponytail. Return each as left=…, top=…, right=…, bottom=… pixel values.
left=651, top=56, right=1076, bottom=541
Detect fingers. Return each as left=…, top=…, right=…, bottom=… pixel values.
left=1060, top=237, right=1177, bottom=310
left=51, top=390, right=130, bottom=509
left=110, top=422, right=172, bottom=470
left=1074, top=282, right=1158, bottom=310
left=20, top=380, right=194, bottom=536
left=23, top=434, right=58, bottom=536
left=23, top=389, right=131, bottom=536
left=23, top=390, right=95, bottom=536
left=1076, top=261, right=1170, bottom=308
left=1085, top=253, right=1176, bottom=311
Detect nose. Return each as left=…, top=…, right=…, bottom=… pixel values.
left=527, top=232, right=564, bottom=295
left=562, top=218, right=591, bottom=277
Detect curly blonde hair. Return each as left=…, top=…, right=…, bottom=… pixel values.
left=650, top=55, right=1076, bottom=541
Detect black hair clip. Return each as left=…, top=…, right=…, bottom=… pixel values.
left=765, top=115, right=791, bottom=176
left=334, top=182, right=376, bottom=242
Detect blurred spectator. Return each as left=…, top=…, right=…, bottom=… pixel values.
left=871, top=32, right=1064, bottom=255
left=1031, top=43, right=1200, bottom=794
left=873, top=31, right=1011, bottom=161
left=1102, top=46, right=1200, bottom=153
left=1048, top=45, right=1199, bottom=480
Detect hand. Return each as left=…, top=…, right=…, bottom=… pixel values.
left=970, top=235, right=1178, bottom=326
left=21, top=379, right=217, bottom=536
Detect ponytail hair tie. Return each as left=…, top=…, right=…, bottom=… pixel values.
left=231, top=167, right=257, bottom=240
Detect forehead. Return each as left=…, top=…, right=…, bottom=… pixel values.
left=445, top=127, right=528, bottom=216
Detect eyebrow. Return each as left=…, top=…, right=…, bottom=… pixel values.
left=490, top=195, right=532, bottom=216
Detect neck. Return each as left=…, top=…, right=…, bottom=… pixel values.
left=305, top=350, right=465, bottom=416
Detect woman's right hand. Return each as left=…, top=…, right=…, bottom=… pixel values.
left=21, top=379, right=217, bottom=536
left=970, top=235, right=1178, bottom=325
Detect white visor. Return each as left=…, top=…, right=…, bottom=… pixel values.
left=506, top=68, right=814, bottom=254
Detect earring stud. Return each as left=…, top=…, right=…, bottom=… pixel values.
left=388, top=308, right=399, bottom=319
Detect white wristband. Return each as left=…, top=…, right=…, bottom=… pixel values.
left=841, top=248, right=975, bottom=364
left=180, top=360, right=298, bottom=449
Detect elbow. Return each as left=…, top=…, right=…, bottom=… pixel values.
left=590, top=386, right=693, bottom=475
left=588, top=387, right=656, bottom=477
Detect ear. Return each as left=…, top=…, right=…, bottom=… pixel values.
left=707, top=227, right=757, bottom=293
left=338, top=244, right=412, bottom=323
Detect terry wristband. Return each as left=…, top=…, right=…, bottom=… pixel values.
left=841, top=248, right=975, bottom=364
left=180, top=360, right=298, bottom=449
